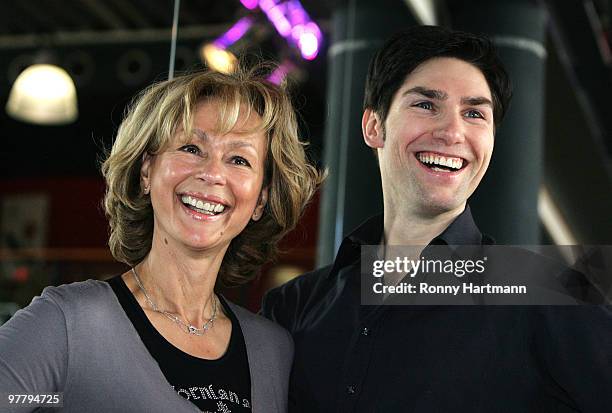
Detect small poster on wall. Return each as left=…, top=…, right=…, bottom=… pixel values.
left=1, top=193, right=49, bottom=250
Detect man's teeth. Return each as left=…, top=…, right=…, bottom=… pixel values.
left=180, top=195, right=226, bottom=214
left=417, top=153, right=463, bottom=170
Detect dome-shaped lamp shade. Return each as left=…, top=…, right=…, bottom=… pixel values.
left=6, top=64, right=78, bottom=125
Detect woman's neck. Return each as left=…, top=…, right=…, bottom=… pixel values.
left=132, top=234, right=228, bottom=327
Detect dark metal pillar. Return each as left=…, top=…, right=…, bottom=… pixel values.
left=316, top=0, right=416, bottom=266
left=451, top=0, right=547, bottom=244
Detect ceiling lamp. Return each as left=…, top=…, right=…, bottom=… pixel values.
left=6, top=64, right=78, bottom=125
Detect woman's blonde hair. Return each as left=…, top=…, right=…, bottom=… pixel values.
left=101, top=66, right=324, bottom=286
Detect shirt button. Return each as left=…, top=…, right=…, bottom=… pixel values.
left=361, top=327, right=370, bottom=336
left=346, top=385, right=356, bottom=395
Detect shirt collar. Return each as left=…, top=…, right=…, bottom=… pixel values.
left=329, top=205, right=484, bottom=277
left=433, top=205, right=484, bottom=245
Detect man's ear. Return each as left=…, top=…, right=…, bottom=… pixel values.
left=140, top=152, right=152, bottom=194
left=252, top=186, right=269, bottom=221
left=362, top=109, right=385, bottom=149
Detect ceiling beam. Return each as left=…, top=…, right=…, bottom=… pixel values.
left=0, top=24, right=233, bottom=49
left=78, top=0, right=128, bottom=30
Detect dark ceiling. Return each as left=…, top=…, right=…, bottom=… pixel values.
left=0, top=0, right=331, bottom=34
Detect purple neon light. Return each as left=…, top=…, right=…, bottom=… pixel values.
left=286, top=0, right=308, bottom=25
left=240, top=0, right=258, bottom=10
left=259, top=0, right=292, bottom=37
left=213, top=16, right=254, bottom=49
left=299, top=32, right=319, bottom=59
left=241, top=0, right=323, bottom=60
left=290, top=21, right=322, bottom=59
left=267, top=60, right=296, bottom=85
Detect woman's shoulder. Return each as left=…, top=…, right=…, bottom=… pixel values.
left=224, top=299, right=293, bottom=347
left=38, top=279, right=116, bottom=312
left=225, top=299, right=294, bottom=403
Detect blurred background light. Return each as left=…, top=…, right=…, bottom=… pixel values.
left=403, top=0, right=438, bottom=25
left=213, top=16, right=254, bottom=49
left=247, top=0, right=323, bottom=60
left=538, top=187, right=577, bottom=245
left=294, top=22, right=321, bottom=60
left=240, top=0, right=259, bottom=10
left=6, top=64, right=78, bottom=125
left=260, top=0, right=293, bottom=37
left=267, top=59, right=296, bottom=85
left=200, top=43, right=237, bottom=74
left=201, top=17, right=255, bottom=73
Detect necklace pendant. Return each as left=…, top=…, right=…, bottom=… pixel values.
left=131, top=268, right=218, bottom=337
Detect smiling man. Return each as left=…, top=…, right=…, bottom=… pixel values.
left=363, top=55, right=497, bottom=245
left=262, top=26, right=612, bottom=412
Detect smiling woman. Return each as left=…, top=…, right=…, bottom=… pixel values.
left=0, top=66, right=323, bottom=413
left=103, top=68, right=321, bottom=286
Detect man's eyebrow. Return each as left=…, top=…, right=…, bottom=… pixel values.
left=403, top=86, right=448, bottom=100
left=403, top=87, right=493, bottom=109
left=461, top=96, right=493, bottom=108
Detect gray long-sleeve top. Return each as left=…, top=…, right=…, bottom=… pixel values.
left=0, top=280, right=293, bottom=412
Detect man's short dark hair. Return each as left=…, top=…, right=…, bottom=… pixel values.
left=364, top=25, right=512, bottom=127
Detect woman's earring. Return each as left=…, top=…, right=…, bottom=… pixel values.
left=144, top=185, right=150, bottom=195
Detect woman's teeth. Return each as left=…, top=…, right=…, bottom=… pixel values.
left=180, top=195, right=225, bottom=215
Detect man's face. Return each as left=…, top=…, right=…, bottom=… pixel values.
left=362, top=57, right=495, bottom=218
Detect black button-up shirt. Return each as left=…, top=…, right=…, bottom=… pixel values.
left=262, top=207, right=612, bottom=412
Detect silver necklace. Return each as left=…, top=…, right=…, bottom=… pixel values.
left=131, top=267, right=217, bottom=336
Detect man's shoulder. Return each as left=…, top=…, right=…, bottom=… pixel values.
left=261, top=264, right=334, bottom=331
left=268, top=264, right=334, bottom=302
left=273, top=264, right=334, bottom=294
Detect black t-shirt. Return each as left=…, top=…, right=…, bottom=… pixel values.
left=108, top=275, right=252, bottom=412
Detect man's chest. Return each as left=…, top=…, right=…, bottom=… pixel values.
left=290, top=304, right=552, bottom=412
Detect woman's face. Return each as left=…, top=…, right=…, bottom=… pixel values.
left=141, top=99, right=268, bottom=256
